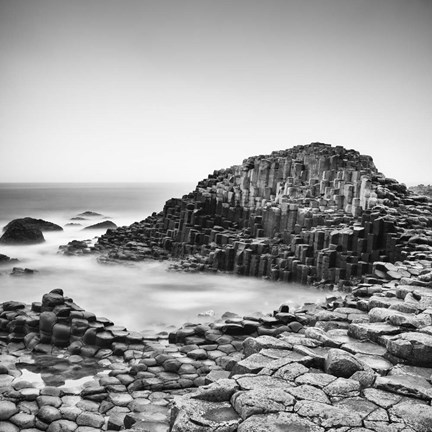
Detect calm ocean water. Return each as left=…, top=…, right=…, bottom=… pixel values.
left=0, top=183, right=326, bottom=332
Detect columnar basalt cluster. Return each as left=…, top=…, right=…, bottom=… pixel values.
left=3, top=273, right=432, bottom=431
left=83, top=143, right=432, bottom=287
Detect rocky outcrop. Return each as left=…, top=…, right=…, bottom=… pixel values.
left=0, top=254, right=18, bottom=265
left=0, top=221, right=45, bottom=245
left=2, top=280, right=432, bottom=431
left=83, top=220, right=117, bottom=230
left=64, top=142, right=431, bottom=288
left=3, top=217, right=63, bottom=232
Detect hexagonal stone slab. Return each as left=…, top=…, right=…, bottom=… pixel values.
left=237, top=412, right=324, bottom=432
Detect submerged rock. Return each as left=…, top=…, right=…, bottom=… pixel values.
left=0, top=254, right=19, bottom=265
left=10, top=267, right=37, bottom=276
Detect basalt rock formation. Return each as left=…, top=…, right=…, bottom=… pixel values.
left=68, top=142, right=432, bottom=288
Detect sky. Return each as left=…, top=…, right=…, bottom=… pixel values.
left=0, top=0, right=431, bottom=185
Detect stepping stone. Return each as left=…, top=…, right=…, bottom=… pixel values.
left=388, top=364, right=432, bottom=381
left=356, top=354, right=393, bottom=374
left=170, top=398, right=240, bottom=432
left=348, top=322, right=402, bottom=343
left=237, top=412, right=324, bottom=432
left=286, top=384, right=330, bottom=404
left=389, top=399, right=432, bottom=432
left=236, top=375, right=292, bottom=391
left=242, top=335, right=292, bottom=357
left=232, top=387, right=295, bottom=419
left=294, top=400, right=362, bottom=428
left=230, top=354, right=273, bottom=376
left=295, top=372, right=336, bottom=388
left=375, top=374, right=432, bottom=401
left=363, top=388, right=402, bottom=409
left=386, top=332, right=432, bottom=367
left=341, top=340, right=387, bottom=356
left=0, top=401, right=18, bottom=421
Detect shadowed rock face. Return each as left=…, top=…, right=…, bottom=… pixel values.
left=0, top=221, right=45, bottom=245
left=3, top=217, right=63, bottom=232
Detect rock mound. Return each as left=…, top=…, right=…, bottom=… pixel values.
left=0, top=254, right=18, bottom=265
left=83, top=220, right=117, bottom=230
left=0, top=221, right=45, bottom=245
left=3, top=217, right=63, bottom=232
left=86, top=142, right=431, bottom=284
left=77, top=211, right=102, bottom=217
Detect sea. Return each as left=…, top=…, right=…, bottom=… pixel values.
left=0, top=183, right=327, bottom=333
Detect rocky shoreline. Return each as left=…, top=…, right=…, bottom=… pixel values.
left=2, top=258, right=432, bottom=432
left=2, top=143, right=432, bottom=431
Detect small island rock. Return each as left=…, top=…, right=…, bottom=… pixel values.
left=3, top=217, right=63, bottom=232
left=77, top=211, right=102, bottom=217
left=0, top=222, right=45, bottom=245
left=83, top=221, right=117, bottom=230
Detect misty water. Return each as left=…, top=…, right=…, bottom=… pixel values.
left=0, top=183, right=328, bottom=332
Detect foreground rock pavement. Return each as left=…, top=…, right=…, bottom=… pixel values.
left=2, top=270, right=432, bottom=431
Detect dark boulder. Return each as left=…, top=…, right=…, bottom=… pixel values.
left=0, top=222, right=45, bottom=245
left=0, top=254, right=18, bottom=265
left=83, top=221, right=117, bottom=230
left=10, top=267, right=37, bottom=276
left=3, top=217, right=63, bottom=232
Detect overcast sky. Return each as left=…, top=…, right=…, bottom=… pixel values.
left=0, top=0, right=431, bottom=185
